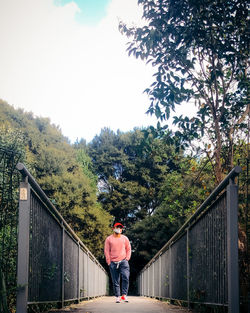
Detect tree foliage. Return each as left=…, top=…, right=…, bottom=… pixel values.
left=119, top=0, right=249, bottom=182
left=88, top=127, right=216, bottom=268
left=0, top=125, right=25, bottom=161
left=0, top=126, right=26, bottom=312
left=0, top=100, right=112, bottom=257
left=130, top=157, right=216, bottom=264
left=88, top=127, right=176, bottom=226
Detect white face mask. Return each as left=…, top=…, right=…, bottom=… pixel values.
left=114, top=228, right=122, bottom=234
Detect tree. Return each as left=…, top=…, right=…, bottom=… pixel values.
left=88, top=127, right=213, bottom=231
left=88, top=127, right=177, bottom=227
left=127, top=151, right=215, bottom=266
left=0, top=100, right=112, bottom=257
left=76, top=148, right=98, bottom=191
left=119, top=0, right=249, bottom=183
left=0, top=125, right=26, bottom=312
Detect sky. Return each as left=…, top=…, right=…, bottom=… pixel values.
left=0, top=0, right=159, bottom=143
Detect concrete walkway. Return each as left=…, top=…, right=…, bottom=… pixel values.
left=49, top=296, right=193, bottom=313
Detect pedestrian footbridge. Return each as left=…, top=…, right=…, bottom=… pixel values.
left=15, top=163, right=241, bottom=313
left=49, top=296, right=191, bottom=313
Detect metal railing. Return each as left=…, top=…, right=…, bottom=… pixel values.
left=137, top=166, right=241, bottom=313
left=16, top=163, right=108, bottom=313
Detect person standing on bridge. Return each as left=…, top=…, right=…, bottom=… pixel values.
left=104, top=222, right=131, bottom=303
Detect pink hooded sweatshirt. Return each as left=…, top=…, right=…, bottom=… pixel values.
left=104, top=234, right=131, bottom=265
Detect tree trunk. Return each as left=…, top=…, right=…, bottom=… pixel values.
left=214, top=118, right=223, bottom=183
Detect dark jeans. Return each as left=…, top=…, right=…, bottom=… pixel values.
left=109, top=259, right=130, bottom=297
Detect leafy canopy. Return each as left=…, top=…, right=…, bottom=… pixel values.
left=119, top=0, right=249, bottom=182
left=0, top=100, right=112, bottom=257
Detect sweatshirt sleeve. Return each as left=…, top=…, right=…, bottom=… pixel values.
left=125, top=237, right=131, bottom=261
left=104, top=237, right=111, bottom=265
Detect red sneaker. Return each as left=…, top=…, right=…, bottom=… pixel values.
left=121, top=295, right=128, bottom=302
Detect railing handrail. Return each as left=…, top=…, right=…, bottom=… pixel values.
left=140, top=165, right=242, bottom=271
left=16, top=162, right=106, bottom=273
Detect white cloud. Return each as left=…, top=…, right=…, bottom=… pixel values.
left=0, top=0, right=157, bottom=142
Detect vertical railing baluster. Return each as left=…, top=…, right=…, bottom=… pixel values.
left=227, top=179, right=239, bottom=313
left=61, top=223, right=65, bottom=308
left=16, top=179, right=30, bottom=313
left=147, top=267, right=150, bottom=297
left=169, top=244, right=172, bottom=301
left=87, top=253, right=89, bottom=300
left=143, top=271, right=145, bottom=296
left=77, top=242, right=80, bottom=303
left=186, top=227, right=190, bottom=309
left=159, top=254, right=161, bottom=298
left=141, top=272, right=143, bottom=296
left=152, top=261, right=155, bottom=297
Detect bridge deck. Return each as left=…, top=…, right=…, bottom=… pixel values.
left=50, top=296, right=193, bottom=313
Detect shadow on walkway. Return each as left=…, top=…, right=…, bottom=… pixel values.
left=49, top=296, right=193, bottom=313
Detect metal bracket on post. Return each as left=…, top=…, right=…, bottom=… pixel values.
left=227, top=178, right=239, bottom=313
left=16, top=179, right=30, bottom=313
